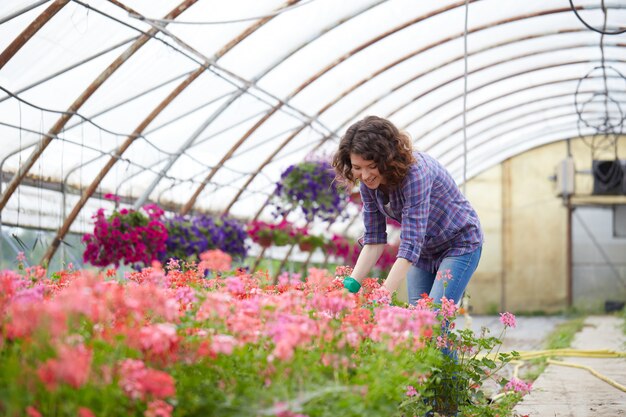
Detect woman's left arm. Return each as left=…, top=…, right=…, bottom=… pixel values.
left=383, top=257, right=412, bottom=293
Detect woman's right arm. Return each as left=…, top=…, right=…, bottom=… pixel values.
left=350, top=243, right=385, bottom=283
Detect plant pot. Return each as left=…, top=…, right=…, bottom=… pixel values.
left=257, top=236, right=273, bottom=248
left=298, top=242, right=314, bottom=252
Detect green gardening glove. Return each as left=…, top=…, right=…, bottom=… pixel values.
left=343, top=276, right=362, bottom=293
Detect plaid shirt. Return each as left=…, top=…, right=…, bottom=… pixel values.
left=361, top=152, right=483, bottom=273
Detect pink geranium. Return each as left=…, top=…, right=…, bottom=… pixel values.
left=499, top=312, right=517, bottom=328
left=37, top=344, right=92, bottom=390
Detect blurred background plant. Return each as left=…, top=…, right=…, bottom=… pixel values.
left=163, top=214, right=248, bottom=262
left=272, top=159, right=348, bottom=223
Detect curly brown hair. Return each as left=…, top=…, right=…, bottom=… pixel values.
left=332, top=116, right=415, bottom=189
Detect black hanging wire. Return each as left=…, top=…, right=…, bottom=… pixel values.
left=569, top=0, right=626, bottom=35
left=60, top=123, right=66, bottom=264
left=32, top=112, right=45, bottom=252
left=572, top=0, right=626, bottom=195
left=59, top=125, right=74, bottom=251
left=573, top=0, right=626, bottom=159
left=12, top=100, right=28, bottom=253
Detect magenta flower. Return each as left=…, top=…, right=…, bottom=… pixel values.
left=103, top=193, right=121, bottom=202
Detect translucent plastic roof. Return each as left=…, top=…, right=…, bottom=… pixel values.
left=0, top=0, right=625, bottom=245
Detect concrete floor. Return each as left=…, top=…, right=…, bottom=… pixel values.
left=455, top=314, right=626, bottom=416
left=512, top=315, right=626, bottom=417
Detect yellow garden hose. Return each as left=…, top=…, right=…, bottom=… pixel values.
left=545, top=358, right=626, bottom=392
left=485, top=349, right=626, bottom=402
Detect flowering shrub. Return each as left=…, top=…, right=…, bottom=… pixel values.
left=82, top=204, right=167, bottom=268
left=247, top=219, right=297, bottom=247
left=0, top=256, right=529, bottom=417
left=163, top=214, right=248, bottom=261
left=272, top=160, right=347, bottom=222
left=394, top=273, right=528, bottom=416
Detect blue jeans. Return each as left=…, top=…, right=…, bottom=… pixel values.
left=406, top=247, right=482, bottom=306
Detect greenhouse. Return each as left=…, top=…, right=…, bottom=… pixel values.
left=1, top=1, right=625, bottom=416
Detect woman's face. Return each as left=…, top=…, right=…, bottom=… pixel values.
left=350, top=153, right=385, bottom=189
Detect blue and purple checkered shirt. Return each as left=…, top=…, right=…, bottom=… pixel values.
left=360, top=152, right=483, bottom=273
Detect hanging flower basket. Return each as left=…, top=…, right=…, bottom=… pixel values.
left=257, top=233, right=274, bottom=248
left=296, top=233, right=325, bottom=253
left=247, top=220, right=296, bottom=248
left=82, top=204, right=167, bottom=268
left=272, top=159, right=347, bottom=222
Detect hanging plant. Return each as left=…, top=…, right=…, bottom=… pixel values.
left=82, top=204, right=167, bottom=268
left=272, top=159, right=347, bottom=222
left=293, top=228, right=326, bottom=252
left=246, top=220, right=297, bottom=248
left=163, top=214, right=248, bottom=261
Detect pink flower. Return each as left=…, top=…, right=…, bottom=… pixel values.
left=405, top=385, right=418, bottom=397
left=78, top=407, right=96, bottom=417
left=139, top=323, right=179, bottom=359
left=145, top=399, right=174, bottom=417
left=210, top=334, right=238, bottom=356
left=118, top=359, right=176, bottom=401
left=198, top=249, right=232, bottom=273
left=334, top=265, right=353, bottom=277
left=436, top=268, right=452, bottom=280
left=26, top=406, right=42, bottom=417
left=369, top=286, right=391, bottom=305
left=504, top=377, right=532, bottom=394
left=439, top=296, right=458, bottom=319
left=37, top=344, right=92, bottom=390
left=499, top=312, right=516, bottom=328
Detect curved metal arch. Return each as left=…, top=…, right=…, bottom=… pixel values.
left=0, top=0, right=198, bottom=213
left=0, top=35, right=141, bottom=105
left=450, top=122, right=614, bottom=180
left=434, top=90, right=626, bottom=158
left=395, top=57, right=625, bottom=132
left=38, top=0, right=305, bottom=264
left=424, top=81, right=626, bottom=158
left=441, top=109, right=624, bottom=168
left=219, top=7, right=619, bottom=214
left=303, top=5, right=622, bottom=158
left=0, top=0, right=68, bottom=69
left=182, top=0, right=476, bottom=214
left=415, top=70, right=626, bottom=149
left=140, top=0, right=385, bottom=215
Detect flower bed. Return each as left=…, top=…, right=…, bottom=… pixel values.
left=0, top=255, right=528, bottom=417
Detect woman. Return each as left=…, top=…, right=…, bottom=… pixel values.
left=332, top=115, right=483, bottom=305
